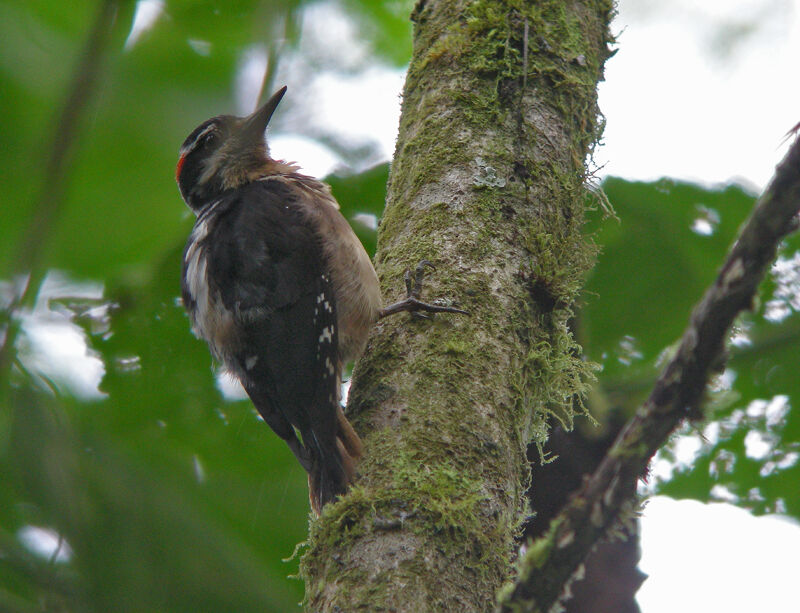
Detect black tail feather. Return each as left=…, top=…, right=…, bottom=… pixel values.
left=307, top=428, right=360, bottom=515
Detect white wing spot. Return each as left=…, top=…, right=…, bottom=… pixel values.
left=324, top=357, right=335, bottom=376
left=318, top=326, right=333, bottom=344
left=245, top=355, right=258, bottom=370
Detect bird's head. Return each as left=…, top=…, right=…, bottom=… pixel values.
left=176, top=86, right=288, bottom=212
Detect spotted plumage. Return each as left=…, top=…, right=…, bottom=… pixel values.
left=177, top=87, right=379, bottom=514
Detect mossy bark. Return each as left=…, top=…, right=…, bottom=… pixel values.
left=301, top=1, right=614, bottom=610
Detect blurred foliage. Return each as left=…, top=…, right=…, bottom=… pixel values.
left=0, top=0, right=798, bottom=611
left=0, top=0, right=406, bottom=610
left=581, top=178, right=800, bottom=518
left=0, top=0, right=410, bottom=280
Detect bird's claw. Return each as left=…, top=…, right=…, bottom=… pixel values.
left=405, top=260, right=435, bottom=299
left=379, top=260, right=469, bottom=319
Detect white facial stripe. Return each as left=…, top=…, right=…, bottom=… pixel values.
left=180, top=124, right=217, bottom=157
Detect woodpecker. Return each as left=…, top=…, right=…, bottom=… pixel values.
left=177, top=86, right=466, bottom=514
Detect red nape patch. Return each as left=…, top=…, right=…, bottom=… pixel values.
left=175, top=154, right=186, bottom=183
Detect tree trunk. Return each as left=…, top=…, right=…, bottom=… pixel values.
left=301, top=1, right=614, bottom=610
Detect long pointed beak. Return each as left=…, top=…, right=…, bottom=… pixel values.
left=240, top=85, right=287, bottom=144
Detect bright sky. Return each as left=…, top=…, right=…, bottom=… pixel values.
left=598, top=0, right=800, bottom=191
left=20, top=1, right=800, bottom=610
left=272, top=0, right=800, bottom=193
left=638, top=497, right=800, bottom=611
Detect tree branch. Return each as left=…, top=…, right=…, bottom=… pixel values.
left=497, top=134, right=800, bottom=612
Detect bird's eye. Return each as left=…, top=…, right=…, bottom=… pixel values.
left=202, top=132, right=218, bottom=147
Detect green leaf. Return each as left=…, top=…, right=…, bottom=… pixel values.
left=325, top=162, right=388, bottom=257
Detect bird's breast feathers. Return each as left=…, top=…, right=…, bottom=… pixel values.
left=182, top=204, right=238, bottom=359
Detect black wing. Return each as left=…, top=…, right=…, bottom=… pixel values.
left=205, top=180, right=340, bottom=476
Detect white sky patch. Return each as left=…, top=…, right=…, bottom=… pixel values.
left=710, top=367, right=736, bottom=393
left=672, top=434, right=704, bottom=466
left=215, top=370, right=248, bottom=401
left=188, top=39, right=212, bottom=57
left=647, top=431, right=705, bottom=487
left=124, top=0, right=164, bottom=50
left=300, top=1, right=371, bottom=69
left=709, top=483, right=740, bottom=504
left=268, top=66, right=405, bottom=177
left=638, top=497, right=800, bottom=612
left=341, top=377, right=351, bottom=404
left=690, top=217, right=714, bottom=236
left=193, top=454, right=206, bottom=484
left=730, top=321, right=753, bottom=346
left=269, top=134, right=341, bottom=178
left=353, top=212, right=378, bottom=231
left=744, top=429, right=774, bottom=460
left=596, top=0, right=800, bottom=190
left=702, top=421, right=720, bottom=445
left=690, top=204, right=720, bottom=236
left=765, top=253, right=800, bottom=322
left=773, top=451, right=799, bottom=471
left=17, top=525, right=73, bottom=563
left=747, top=395, right=790, bottom=427
left=308, top=67, right=404, bottom=161
left=16, top=271, right=106, bottom=399
left=236, top=45, right=269, bottom=115
left=21, top=317, right=105, bottom=398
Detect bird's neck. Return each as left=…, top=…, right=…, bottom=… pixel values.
left=219, top=157, right=300, bottom=191
left=185, top=158, right=302, bottom=214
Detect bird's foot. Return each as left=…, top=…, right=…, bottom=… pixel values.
left=378, top=260, right=470, bottom=319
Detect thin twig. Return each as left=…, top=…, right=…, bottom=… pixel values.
left=497, top=133, right=800, bottom=612
left=0, top=0, right=121, bottom=378
left=522, top=17, right=529, bottom=91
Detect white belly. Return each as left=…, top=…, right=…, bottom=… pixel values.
left=184, top=216, right=237, bottom=360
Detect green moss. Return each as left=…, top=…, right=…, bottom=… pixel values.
left=444, top=338, right=469, bottom=355
left=391, top=451, right=488, bottom=533
left=392, top=1, right=615, bottom=223
left=512, top=259, right=599, bottom=457
left=377, top=199, right=455, bottom=277
left=303, top=1, right=615, bottom=609
left=300, top=444, right=517, bottom=607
